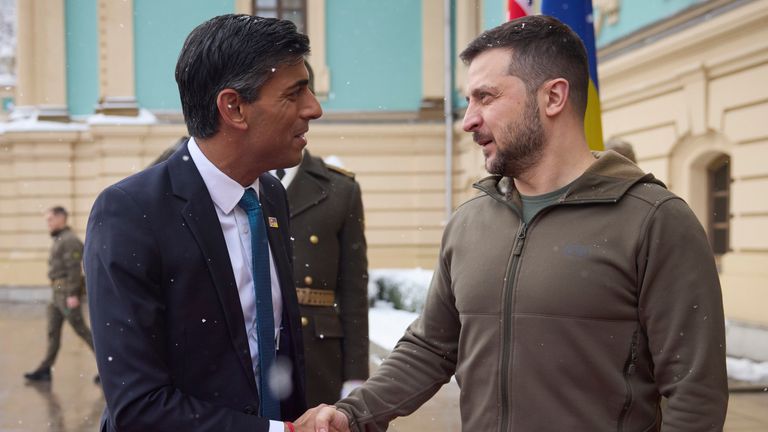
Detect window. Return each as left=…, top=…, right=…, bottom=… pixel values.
left=252, top=0, right=307, bottom=34
left=707, top=155, right=731, bottom=255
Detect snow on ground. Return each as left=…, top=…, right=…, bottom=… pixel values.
left=367, top=268, right=433, bottom=312
left=727, top=356, right=768, bottom=383
left=369, top=300, right=419, bottom=351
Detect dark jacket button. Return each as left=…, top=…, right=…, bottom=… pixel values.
left=243, top=405, right=257, bottom=415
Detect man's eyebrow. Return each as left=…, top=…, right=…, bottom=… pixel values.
left=467, top=85, right=497, bottom=100
left=284, top=79, right=310, bottom=92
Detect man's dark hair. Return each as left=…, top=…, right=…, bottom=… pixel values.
left=460, top=15, right=589, bottom=116
left=175, top=14, right=310, bottom=139
left=49, top=206, right=68, bottom=218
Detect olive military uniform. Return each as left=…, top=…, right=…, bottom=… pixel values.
left=285, top=152, right=369, bottom=406
left=38, top=226, right=95, bottom=370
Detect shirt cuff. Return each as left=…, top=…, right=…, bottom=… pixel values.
left=269, top=420, right=285, bottom=432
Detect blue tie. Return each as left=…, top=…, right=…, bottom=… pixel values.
left=238, top=188, right=281, bottom=420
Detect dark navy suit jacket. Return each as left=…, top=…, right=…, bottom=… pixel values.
left=84, top=144, right=306, bottom=431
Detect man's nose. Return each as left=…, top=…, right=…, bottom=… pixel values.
left=462, top=104, right=481, bottom=132
left=303, top=93, right=323, bottom=120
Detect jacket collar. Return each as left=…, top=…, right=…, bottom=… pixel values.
left=299, top=150, right=331, bottom=180
left=286, top=150, right=330, bottom=217
left=50, top=226, right=70, bottom=238
left=475, top=151, right=665, bottom=206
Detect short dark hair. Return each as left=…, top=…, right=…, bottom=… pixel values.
left=460, top=15, right=589, bottom=116
left=49, top=206, right=68, bottom=218
left=175, top=14, right=310, bottom=139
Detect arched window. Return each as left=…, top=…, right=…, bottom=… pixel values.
left=252, top=0, right=307, bottom=34
left=707, top=155, right=731, bottom=255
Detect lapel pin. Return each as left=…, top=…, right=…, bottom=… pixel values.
left=268, top=217, right=279, bottom=228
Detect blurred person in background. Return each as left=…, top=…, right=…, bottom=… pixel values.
left=24, top=206, right=97, bottom=384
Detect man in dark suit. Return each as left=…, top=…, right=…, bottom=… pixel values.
left=275, top=151, right=369, bottom=406
left=84, top=15, right=322, bottom=432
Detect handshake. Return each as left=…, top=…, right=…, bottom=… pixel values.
left=291, top=404, right=351, bottom=432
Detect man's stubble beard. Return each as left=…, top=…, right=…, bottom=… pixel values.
left=486, top=96, right=545, bottom=178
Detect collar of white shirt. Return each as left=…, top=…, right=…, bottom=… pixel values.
left=187, top=136, right=259, bottom=213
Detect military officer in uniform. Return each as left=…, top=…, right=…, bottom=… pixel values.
left=274, top=150, right=370, bottom=406
left=24, top=206, right=97, bottom=383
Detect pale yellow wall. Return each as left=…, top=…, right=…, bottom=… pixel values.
left=599, top=0, right=768, bottom=326
left=0, top=121, right=452, bottom=284
left=421, top=0, right=445, bottom=101
left=14, top=0, right=67, bottom=109
left=97, top=0, right=136, bottom=103
left=306, top=123, right=451, bottom=268
left=0, top=124, right=187, bottom=285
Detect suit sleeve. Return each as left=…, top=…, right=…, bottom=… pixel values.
left=337, top=180, right=370, bottom=382
left=637, top=197, right=728, bottom=431
left=335, top=230, right=460, bottom=432
left=84, top=185, right=270, bottom=432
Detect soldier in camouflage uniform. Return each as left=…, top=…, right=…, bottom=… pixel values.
left=24, top=206, right=97, bottom=383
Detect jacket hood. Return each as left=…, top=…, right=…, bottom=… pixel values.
left=474, top=151, right=665, bottom=205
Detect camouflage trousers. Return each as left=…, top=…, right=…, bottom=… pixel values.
left=38, top=289, right=95, bottom=370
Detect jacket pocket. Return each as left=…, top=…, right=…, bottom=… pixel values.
left=313, top=314, right=344, bottom=339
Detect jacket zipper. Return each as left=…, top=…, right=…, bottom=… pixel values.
left=474, top=183, right=577, bottom=431
left=617, top=329, right=639, bottom=432
left=473, top=181, right=633, bottom=431
left=498, top=221, right=527, bottom=432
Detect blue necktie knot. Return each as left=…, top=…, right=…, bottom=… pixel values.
left=238, top=188, right=261, bottom=212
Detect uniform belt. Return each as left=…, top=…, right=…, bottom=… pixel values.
left=295, top=287, right=335, bottom=307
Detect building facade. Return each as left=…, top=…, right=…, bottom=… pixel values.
left=1, top=0, right=767, bottom=356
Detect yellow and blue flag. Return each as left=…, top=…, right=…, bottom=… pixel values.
left=505, top=1, right=604, bottom=150
left=540, top=0, right=604, bottom=150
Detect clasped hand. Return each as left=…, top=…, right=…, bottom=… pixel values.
left=293, top=404, right=350, bottom=432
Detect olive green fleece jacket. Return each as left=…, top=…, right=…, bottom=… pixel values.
left=336, top=151, right=728, bottom=432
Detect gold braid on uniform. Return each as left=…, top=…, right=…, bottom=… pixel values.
left=326, top=164, right=355, bottom=179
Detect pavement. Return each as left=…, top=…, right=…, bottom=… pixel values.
left=0, top=291, right=766, bottom=431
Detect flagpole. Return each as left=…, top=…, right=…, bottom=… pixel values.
left=443, top=0, right=454, bottom=221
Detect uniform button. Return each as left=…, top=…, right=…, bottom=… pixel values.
left=309, top=235, right=319, bottom=244
left=304, top=276, right=313, bottom=286
left=243, top=405, right=257, bottom=415
left=301, top=316, right=309, bottom=327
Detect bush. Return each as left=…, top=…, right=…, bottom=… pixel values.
left=367, top=268, right=433, bottom=313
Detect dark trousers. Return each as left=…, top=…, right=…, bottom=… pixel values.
left=39, top=290, right=95, bottom=370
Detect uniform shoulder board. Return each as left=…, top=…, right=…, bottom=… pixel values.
left=326, top=163, right=355, bottom=179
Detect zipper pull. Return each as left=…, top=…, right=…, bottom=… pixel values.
left=513, top=223, right=527, bottom=256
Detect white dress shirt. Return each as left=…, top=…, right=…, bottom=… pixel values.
left=188, top=138, right=285, bottom=431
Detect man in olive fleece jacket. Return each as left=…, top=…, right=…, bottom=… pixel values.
left=306, top=15, right=727, bottom=432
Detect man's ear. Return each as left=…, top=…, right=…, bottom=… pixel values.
left=217, top=89, right=247, bottom=131
left=541, top=78, right=569, bottom=118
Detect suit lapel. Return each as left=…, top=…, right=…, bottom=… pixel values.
left=167, top=147, right=259, bottom=395
left=259, top=176, right=299, bottom=311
